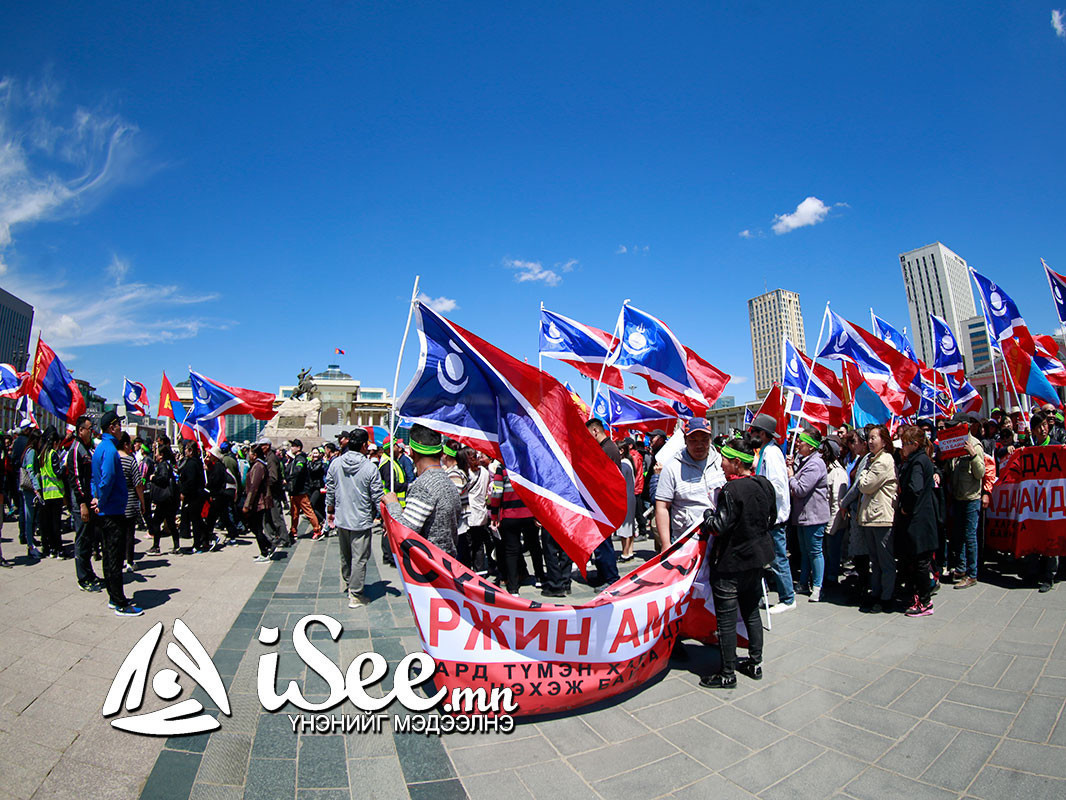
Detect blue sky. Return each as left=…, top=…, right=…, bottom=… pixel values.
left=2, top=2, right=1065, bottom=407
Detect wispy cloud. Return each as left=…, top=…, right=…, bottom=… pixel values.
left=616, top=245, right=627, bottom=254
left=1054, top=9, right=1065, bottom=38
left=0, top=74, right=145, bottom=273
left=731, top=376, right=748, bottom=384
left=739, top=230, right=753, bottom=239
left=771, top=196, right=844, bottom=235
left=416, top=292, right=458, bottom=313
left=615, top=245, right=649, bottom=254
left=504, top=258, right=577, bottom=287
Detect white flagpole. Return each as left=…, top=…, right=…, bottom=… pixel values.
left=789, top=302, right=830, bottom=457
left=538, top=301, right=544, bottom=373
left=1042, top=259, right=1066, bottom=360
left=389, top=276, right=420, bottom=492
left=593, top=299, right=629, bottom=410
left=970, top=267, right=1001, bottom=408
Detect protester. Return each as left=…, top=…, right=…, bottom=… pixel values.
left=205, top=446, right=240, bottom=545
left=118, top=432, right=146, bottom=571
left=262, top=440, right=290, bottom=547
left=616, top=440, right=637, bottom=562
left=178, top=441, right=210, bottom=553
left=325, top=428, right=384, bottom=607
left=655, top=417, right=725, bottom=548
left=242, top=439, right=277, bottom=562
left=490, top=462, right=545, bottom=594
left=585, top=418, right=621, bottom=586
left=38, top=426, right=66, bottom=559
left=464, top=449, right=495, bottom=578
left=838, top=428, right=871, bottom=598
left=858, top=425, right=898, bottom=613
left=91, top=410, right=142, bottom=616
left=384, top=424, right=461, bottom=557
left=823, top=438, right=849, bottom=591
left=947, top=414, right=985, bottom=590
left=68, top=416, right=101, bottom=588
left=308, top=447, right=328, bottom=531
left=699, top=435, right=775, bottom=689
left=747, top=414, right=793, bottom=614
left=788, top=428, right=829, bottom=603
left=896, top=425, right=939, bottom=616
left=286, top=439, right=324, bottom=540
left=1028, top=412, right=1058, bottom=592
left=147, top=445, right=180, bottom=554
left=18, top=427, right=43, bottom=561
left=378, top=437, right=409, bottom=567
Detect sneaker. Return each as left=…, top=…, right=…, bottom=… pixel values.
left=170, top=547, right=183, bottom=555
left=253, top=554, right=271, bottom=563
left=50, top=552, right=59, bottom=559
left=124, top=563, right=135, bottom=573
left=348, top=593, right=366, bottom=608
left=541, top=589, right=569, bottom=598
left=146, top=546, right=160, bottom=555
left=768, top=600, right=796, bottom=615
left=861, top=602, right=885, bottom=614
left=954, top=576, right=977, bottom=590
left=1039, top=582, right=1053, bottom=593
left=736, top=658, right=763, bottom=680
left=78, top=581, right=101, bottom=592
left=210, top=537, right=223, bottom=552
left=28, top=546, right=42, bottom=560
left=312, top=530, right=325, bottom=541
left=114, top=603, right=144, bottom=617
left=809, top=587, right=821, bottom=603
left=699, top=673, right=737, bottom=689
left=905, top=601, right=935, bottom=617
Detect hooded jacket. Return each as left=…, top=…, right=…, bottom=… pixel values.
left=325, top=450, right=385, bottom=531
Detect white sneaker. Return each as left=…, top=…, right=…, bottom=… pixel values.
left=253, top=554, right=271, bottom=563
left=809, top=587, right=821, bottom=603
left=768, top=600, right=797, bottom=615
left=348, top=593, right=366, bottom=608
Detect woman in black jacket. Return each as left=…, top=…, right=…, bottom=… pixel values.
left=896, top=426, right=940, bottom=617
left=698, top=436, right=776, bottom=689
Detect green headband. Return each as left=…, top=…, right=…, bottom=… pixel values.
left=720, top=445, right=754, bottom=464
left=410, top=440, right=442, bottom=456
left=799, top=432, right=822, bottom=449
left=442, top=444, right=457, bottom=457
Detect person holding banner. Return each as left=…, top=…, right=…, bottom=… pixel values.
left=1028, top=413, right=1059, bottom=593
left=946, top=418, right=985, bottom=591
left=698, top=436, right=775, bottom=689
left=655, top=417, right=725, bottom=549
left=384, top=424, right=461, bottom=559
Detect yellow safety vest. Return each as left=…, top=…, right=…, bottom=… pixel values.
left=381, top=455, right=406, bottom=506
left=41, top=448, right=64, bottom=501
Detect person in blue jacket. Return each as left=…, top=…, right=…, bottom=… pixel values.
left=91, top=410, right=142, bottom=616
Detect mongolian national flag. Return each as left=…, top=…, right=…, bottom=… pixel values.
left=189, top=370, right=276, bottom=421
left=1034, top=335, right=1066, bottom=387
left=563, top=382, right=591, bottom=418
left=0, top=363, right=29, bottom=398
left=539, top=308, right=624, bottom=388
left=608, top=303, right=729, bottom=413
left=842, top=360, right=892, bottom=426
left=123, top=378, right=150, bottom=416
left=592, top=386, right=679, bottom=435
left=1002, top=337, right=1061, bottom=407
left=28, top=338, right=86, bottom=425
left=158, top=373, right=183, bottom=421
left=1043, top=259, right=1066, bottom=328
left=399, top=303, right=628, bottom=571
left=871, top=312, right=918, bottom=362
left=781, top=339, right=845, bottom=428
left=335, top=348, right=346, bottom=355
left=971, top=269, right=1035, bottom=352
left=930, top=315, right=965, bottom=373
left=817, top=309, right=919, bottom=416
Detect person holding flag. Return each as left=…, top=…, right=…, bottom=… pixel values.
left=123, top=378, right=150, bottom=416
left=747, top=414, right=794, bottom=614
left=946, top=415, right=986, bottom=591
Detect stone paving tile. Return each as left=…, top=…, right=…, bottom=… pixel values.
left=631, top=688, right=723, bottom=728
left=243, top=756, right=296, bottom=800
left=969, top=764, right=1066, bottom=799
left=566, top=732, right=678, bottom=782
left=875, top=719, right=956, bottom=774
left=762, top=687, right=844, bottom=730
left=798, top=716, right=896, bottom=762
left=447, top=734, right=558, bottom=776
left=920, top=730, right=999, bottom=792
left=928, top=700, right=1016, bottom=736
left=697, top=703, right=788, bottom=750
left=197, top=732, right=252, bottom=786
left=659, top=718, right=753, bottom=771
left=844, top=766, right=957, bottom=800
left=461, top=769, right=533, bottom=800
left=592, top=752, right=709, bottom=800
left=852, top=668, right=919, bottom=707
left=887, top=676, right=955, bottom=716
left=719, top=734, right=825, bottom=795
left=946, top=681, right=1027, bottom=713
left=514, top=761, right=600, bottom=800
left=759, top=749, right=866, bottom=800
left=1008, top=695, right=1065, bottom=744
left=668, top=772, right=758, bottom=799
left=533, top=716, right=606, bottom=756
left=964, top=651, right=1014, bottom=686
left=345, top=757, right=409, bottom=800
left=826, top=698, right=918, bottom=739
left=989, top=738, right=1066, bottom=778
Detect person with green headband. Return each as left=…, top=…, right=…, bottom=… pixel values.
left=1028, top=413, right=1059, bottom=593
left=385, top=424, right=461, bottom=558
left=787, top=428, right=830, bottom=603
left=698, top=435, right=775, bottom=689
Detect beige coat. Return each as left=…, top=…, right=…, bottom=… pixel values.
left=858, top=450, right=897, bottom=526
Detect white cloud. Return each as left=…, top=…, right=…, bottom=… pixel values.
left=739, top=229, right=753, bottom=239
left=504, top=257, right=578, bottom=287
left=1054, top=9, right=1065, bottom=38
left=731, top=376, right=749, bottom=384
left=0, top=75, right=143, bottom=272
left=106, top=254, right=129, bottom=283
left=615, top=245, right=649, bottom=254
left=416, top=292, right=458, bottom=313
left=771, top=196, right=836, bottom=235
left=616, top=245, right=627, bottom=254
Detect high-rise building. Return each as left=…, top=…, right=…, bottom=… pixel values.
left=962, top=314, right=992, bottom=371
left=900, top=242, right=977, bottom=370
left=748, top=289, right=805, bottom=398
left=0, top=286, right=33, bottom=369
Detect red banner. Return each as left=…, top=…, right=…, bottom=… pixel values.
left=937, top=423, right=971, bottom=459
left=382, top=506, right=740, bottom=716
left=986, top=446, right=1066, bottom=557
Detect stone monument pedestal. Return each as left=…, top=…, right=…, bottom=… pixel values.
left=259, top=397, right=324, bottom=448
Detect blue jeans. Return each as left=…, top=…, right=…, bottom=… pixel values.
left=20, top=489, right=38, bottom=551
left=953, top=499, right=980, bottom=579
left=593, top=537, right=619, bottom=586
left=769, top=524, right=794, bottom=604
left=797, top=523, right=826, bottom=590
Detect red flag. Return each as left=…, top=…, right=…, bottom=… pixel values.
left=158, top=373, right=181, bottom=421
left=335, top=348, right=346, bottom=355
left=28, top=338, right=85, bottom=425
left=753, top=384, right=787, bottom=445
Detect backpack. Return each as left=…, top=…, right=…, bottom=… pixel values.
left=151, top=462, right=176, bottom=505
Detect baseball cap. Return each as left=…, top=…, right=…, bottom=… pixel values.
left=684, top=417, right=711, bottom=436
left=335, top=430, right=350, bottom=440
left=254, top=437, right=271, bottom=448
left=99, top=409, right=124, bottom=430
left=649, top=428, right=668, bottom=439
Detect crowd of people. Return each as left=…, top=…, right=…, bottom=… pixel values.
left=1, top=402, right=1062, bottom=692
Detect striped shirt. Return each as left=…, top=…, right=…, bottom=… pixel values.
left=490, top=465, right=533, bottom=521
left=120, top=453, right=141, bottom=520
left=387, top=468, right=461, bottom=557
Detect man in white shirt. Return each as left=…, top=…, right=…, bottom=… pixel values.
left=749, top=414, right=794, bottom=613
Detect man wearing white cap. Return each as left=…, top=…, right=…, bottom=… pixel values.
left=205, top=446, right=239, bottom=546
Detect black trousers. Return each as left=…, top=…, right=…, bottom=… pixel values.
left=499, top=518, right=543, bottom=593
left=710, top=568, right=765, bottom=678
left=541, top=528, right=572, bottom=593
left=40, top=498, right=64, bottom=556
left=150, top=503, right=180, bottom=550
left=124, top=517, right=137, bottom=565
left=466, top=525, right=495, bottom=575
left=903, top=550, right=935, bottom=605
left=72, top=506, right=98, bottom=585
left=246, top=509, right=272, bottom=556
left=98, top=515, right=129, bottom=607
left=206, top=496, right=240, bottom=540
left=180, top=498, right=209, bottom=550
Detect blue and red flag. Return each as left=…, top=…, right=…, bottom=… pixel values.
left=752, top=383, right=788, bottom=445
left=563, top=381, right=591, bottom=418
left=1003, top=337, right=1060, bottom=408
left=189, top=370, right=276, bottom=421
left=16, top=395, right=38, bottom=428
left=335, top=348, right=346, bottom=355
left=817, top=309, right=919, bottom=416
left=1034, top=335, right=1066, bottom=387
left=539, top=307, right=624, bottom=388
left=930, top=315, right=965, bottom=373
left=592, top=386, right=678, bottom=435
left=944, top=371, right=982, bottom=416
left=27, top=338, right=86, bottom=425
left=607, top=303, right=729, bottom=413
left=0, top=363, right=29, bottom=399
left=159, top=372, right=225, bottom=446
left=399, top=303, right=627, bottom=570
left=123, top=378, right=150, bottom=416
left=971, top=269, right=1034, bottom=352
left=782, top=339, right=846, bottom=428
left=870, top=312, right=918, bottom=362
left=1043, top=259, right=1066, bottom=328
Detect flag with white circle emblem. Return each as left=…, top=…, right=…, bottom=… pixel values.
left=930, top=315, right=965, bottom=373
